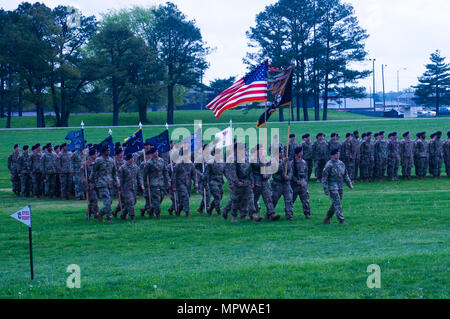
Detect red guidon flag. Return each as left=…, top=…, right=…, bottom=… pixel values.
left=206, top=60, right=268, bottom=118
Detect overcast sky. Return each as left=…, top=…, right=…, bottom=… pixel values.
left=2, top=0, right=450, bottom=93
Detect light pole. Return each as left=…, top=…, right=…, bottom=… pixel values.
left=370, top=58, right=376, bottom=111
left=382, top=64, right=387, bottom=111
left=397, top=68, right=407, bottom=108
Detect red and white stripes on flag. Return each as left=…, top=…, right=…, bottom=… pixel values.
left=206, top=61, right=268, bottom=119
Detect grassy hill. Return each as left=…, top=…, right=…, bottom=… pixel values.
left=0, top=116, right=448, bottom=299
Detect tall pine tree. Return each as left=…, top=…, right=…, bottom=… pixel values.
left=414, top=50, right=450, bottom=115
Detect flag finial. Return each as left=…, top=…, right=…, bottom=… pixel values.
left=139, top=122, right=143, bottom=130
left=109, top=129, right=112, bottom=136
left=165, top=123, right=169, bottom=130
left=81, top=121, right=85, bottom=129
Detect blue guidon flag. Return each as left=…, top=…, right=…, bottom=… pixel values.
left=65, top=129, right=85, bottom=151
left=206, top=60, right=268, bottom=119
left=123, top=129, right=144, bottom=156
left=146, top=130, right=171, bottom=154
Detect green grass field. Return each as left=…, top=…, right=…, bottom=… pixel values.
left=0, top=115, right=449, bottom=299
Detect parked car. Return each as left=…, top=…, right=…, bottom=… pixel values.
left=383, top=109, right=405, bottom=118
left=439, top=107, right=450, bottom=115
left=417, top=110, right=437, bottom=117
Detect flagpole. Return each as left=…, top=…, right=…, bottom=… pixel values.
left=166, top=123, right=178, bottom=214
left=28, top=206, right=34, bottom=280
left=199, top=122, right=207, bottom=216
left=110, top=129, right=123, bottom=214
left=140, top=122, right=152, bottom=211
left=285, top=102, right=292, bottom=176
left=82, top=121, right=90, bottom=221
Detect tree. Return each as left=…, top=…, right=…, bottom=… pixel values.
left=49, top=6, right=97, bottom=127
left=208, top=76, right=235, bottom=96
left=151, top=2, right=209, bottom=124
left=414, top=50, right=450, bottom=115
left=92, top=21, right=149, bottom=126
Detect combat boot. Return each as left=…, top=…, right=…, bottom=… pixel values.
left=251, top=214, right=263, bottom=222
left=305, top=214, right=311, bottom=220
left=156, top=213, right=161, bottom=220
left=197, top=207, right=203, bottom=214
left=270, top=214, right=281, bottom=221
left=287, top=216, right=294, bottom=221
left=130, top=215, right=135, bottom=221
left=148, top=208, right=154, bottom=219
left=176, top=210, right=181, bottom=217
left=222, top=210, right=228, bottom=220
left=186, top=211, right=190, bottom=218
left=140, top=208, right=146, bottom=217
left=107, top=217, right=113, bottom=223
left=323, top=218, right=331, bottom=224
left=339, top=220, right=349, bottom=225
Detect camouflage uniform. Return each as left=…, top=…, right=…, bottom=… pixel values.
left=301, top=141, right=314, bottom=181
left=429, top=138, right=443, bottom=178
left=205, top=161, right=225, bottom=214
left=71, top=151, right=85, bottom=199
left=284, top=141, right=298, bottom=162
left=91, top=155, right=119, bottom=219
left=374, top=139, right=388, bottom=180
left=400, top=139, right=414, bottom=179
left=313, top=140, right=329, bottom=181
left=251, top=158, right=275, bottom=217
left=351, top=138, right=362, bottom=181
left=112, top=156, right=126, bottom=214
left=84, top=157, right=99, bottom=218
left=7, top=151, right=21, bottom=195
left=322, top=159, right=353, bottom=222
left=172, top=162, right=197, bottom=214
left=196, top=163, right=211, bottom=213
left=271, top=158, right=294, bottom=219
left=328, top=140, right=341, bottom=159
left=360, top=139, right=374, bottom=180
left=443, top=137, right=450, bottom=177
left=41, top=150, right=58, bottom=197
left=387, top=139, right=401, bottom=180
left=341, top=139, right=355, bottom=181
left=31, top=150, right=42, bottom=197
left=225, top=157, right=254, bottom=219
left=119, top=161, right=143, bottom=219
left=414, top=138, right=428, bottom=178
left=58, top=150, right=73, bottom=199
left=144, top=157, right=169, bottom=216
left=160, top=152, right=176, bottom=212
left=18, top=152, right=32, bottom=197
left=291, top=157, right=310, bottom=217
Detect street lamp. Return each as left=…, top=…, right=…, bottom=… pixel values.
left=397, top=68, right=407, bottom=108
left=370, top=58, right=376, bottom=111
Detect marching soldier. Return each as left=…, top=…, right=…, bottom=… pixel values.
left=341, top=133, right=355, bottom=182
left=18, top=145, right=32, bottom=197
left=71, top=149, right=85, bottom=200
left=112, top=149, right=126, bottom=217
left=84, top=149, right=99, bottom=220
left=387, top=133, right=401, bottom=181
left=31, top=144, right=43, bottom=198
left=118, top=154, right=144, bottom=220
left=444, top=131, right=450, bottom=177
left=140, top=150, right=152, bottom=216
left=91, top=146, right=120, bottom=222
left=8, top=144, right=21, bottom=196
left=172, top=151, right=198, bottom=217
left=58, top=143, right=72, bottom=200
left=225, top=143, right=262, bottom=222
left=429, top=131, right=443, bottom=178
left=374, top=131, right=388, bottom=181
left=313, top=133, right=328, bottom=182
left=53, top=145, right=61, bottom=198
left=400, top=132, right=414, bottom=180
left=41, top=144, right=58, bottom=198
left=359, top=132, right=374, bottom=182
left=301, top=134, right=314, bottom=181
left=271, top=147, right=294, bottom=221
left=251, top=145, right=279, bottom=221
left=414, top=132, right=428, bottom=179
left=292, top=147, right=311, bottom=219
left=205, top=148, right=225, bottom=216
left=322, top=149, right=354, bottom=225
left=142, top=148, right=170, bottom=219
left=196, top=145, right=211, bottom=214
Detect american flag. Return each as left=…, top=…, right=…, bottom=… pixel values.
left=206, top=60, right=268, bottom=118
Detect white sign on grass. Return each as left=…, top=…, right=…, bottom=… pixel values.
left=11, top=206, right=32, bottom=228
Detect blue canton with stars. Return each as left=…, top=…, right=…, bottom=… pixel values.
left=243, top=60, right=268, bottom=85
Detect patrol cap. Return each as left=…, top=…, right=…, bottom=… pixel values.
left=101, top=145, right=109, bottom=153
left=330, top=133, right=336, bottom=138
left=36, top=143, right=41, bottom=147
left=379, top=131, right=385, bottom=135
left=289, top=134, right=296, bottom=139
left=316, top=133, right=325, bottom=138
left=435, top=131, right=442, bottom=137
left=302, top=134, right=310, bottom=139
left=89, top=149, right=96, bottom=156
left=23, top=145, right=29, bottom=151
left=144, top=142, right=151, bottom=147
left=125, top=154, right=133, bottom=161
left=388, top=133, right=393, bottom=138
left=374, top=133, right=379, bottom=138
left=54, top=145, right=60, bottom=150
left=346, top=133, right=352, bottom=138
left=403, top=132, right=410, bottom=138
left=295, top=146, right=303, bottom=155
left=330, top=149, right=339, bottom=156
left=353, top=130, right=359, bottom=136
left=14, top=144, right=19, bottom=149
left=367, top=132, right=373, bottom=136
left=361, top=133, right=367, bottom=139
left=430, top=133, right=435, bottom=139
left=46, top=143, right=52, bottom=148
left=32, top=145, right=37, bottom=151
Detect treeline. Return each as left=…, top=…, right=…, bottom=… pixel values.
left=0, top=2, right=209, bottom=127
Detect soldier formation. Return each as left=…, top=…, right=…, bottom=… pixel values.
left=7, top=130, right=450, bottom=225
